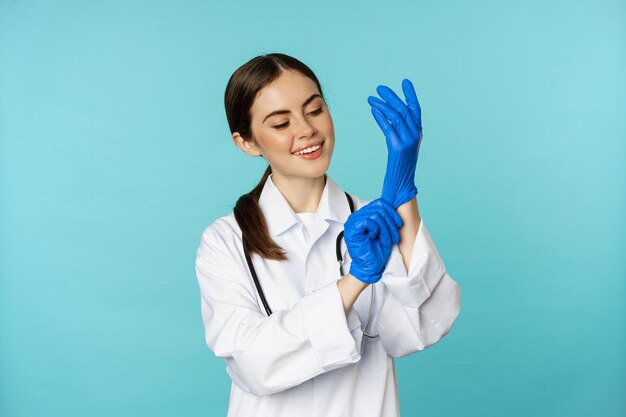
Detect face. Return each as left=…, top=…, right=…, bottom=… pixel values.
left=233, top=69, right=335, bottom=181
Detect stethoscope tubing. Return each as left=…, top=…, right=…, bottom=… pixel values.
left=242, top=191, right=376, bottom=338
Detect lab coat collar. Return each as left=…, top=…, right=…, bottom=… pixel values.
left=258, top=173, right=352, bottom=237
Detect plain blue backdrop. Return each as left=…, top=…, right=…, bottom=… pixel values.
left=1, top=1, right=624, bottom=416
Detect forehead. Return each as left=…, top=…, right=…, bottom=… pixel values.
left=251, top=70, right=320, bottom=113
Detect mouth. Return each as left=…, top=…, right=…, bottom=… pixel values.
left=291, top=140, right=325, bottom=160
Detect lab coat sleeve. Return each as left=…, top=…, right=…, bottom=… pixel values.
left=373, top=218, right=461, bottom=358
left=195, top=224, right=361, bottom=396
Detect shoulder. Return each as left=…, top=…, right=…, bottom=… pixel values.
left=196, top=211, right=243, bottom=257
left=195, top=211, right=253, bottom=283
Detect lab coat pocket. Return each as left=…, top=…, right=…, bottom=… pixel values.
left=358, top=336, right=388, bottom=377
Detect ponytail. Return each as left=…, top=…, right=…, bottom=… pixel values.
left=233, top=165, right=288, bottom=261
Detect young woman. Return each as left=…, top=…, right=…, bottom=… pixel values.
left=195, top=53, right=461, bottom=417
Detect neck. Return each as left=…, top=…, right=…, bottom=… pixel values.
left=271, top=173, right=327, bottom=213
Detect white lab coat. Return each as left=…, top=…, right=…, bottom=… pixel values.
left=195, top=174, right=461, bottom=417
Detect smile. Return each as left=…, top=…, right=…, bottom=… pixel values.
left=292, top=140, right=325, bottom=160
left=292, top=140, right=324, bottom=155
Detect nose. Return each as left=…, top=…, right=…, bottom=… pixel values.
left=294, top=116, right=317, bottom=139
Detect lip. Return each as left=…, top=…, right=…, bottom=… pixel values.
left=292, top=140, right=324, bottom=161
left=291, top=139, right=325, bottom=154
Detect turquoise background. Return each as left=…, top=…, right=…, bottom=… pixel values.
left=1, top=0, right=624, bottom=416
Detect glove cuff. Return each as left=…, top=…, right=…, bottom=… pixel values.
left=393, top=186, right=418, bottom=208
left=349, top=264, right=383, bottom=285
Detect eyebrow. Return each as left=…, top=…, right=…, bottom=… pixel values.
left=262, top=94, right=323, bottom=124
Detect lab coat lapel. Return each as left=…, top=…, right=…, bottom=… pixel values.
left=258, top=175, right=301, bottom=237
left=258, top=174, right=353, bottom=241
left=317, top=176, right=353, bottom=225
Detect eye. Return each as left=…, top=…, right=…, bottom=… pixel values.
left=272, top=107, right=324, bottom=130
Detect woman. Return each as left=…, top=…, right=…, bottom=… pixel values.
left=195, top=53, right=461, bottom=417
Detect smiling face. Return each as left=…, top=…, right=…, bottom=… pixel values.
left=233, top=69, right=335, bottom=182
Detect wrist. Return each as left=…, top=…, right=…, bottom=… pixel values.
left=337, top=273, right=368, bottom=313
left=349, top=264, right=383, bottom=285
left=381, top=184, right=417, bottom=209
left=339, top=273, right=369, bottom=292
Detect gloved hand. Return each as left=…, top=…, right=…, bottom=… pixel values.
left=343, top=198, right=403, bottom=284
left=367, top=78, right=423, bottom=209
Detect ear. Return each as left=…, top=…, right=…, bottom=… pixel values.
left=232, top=132, right=262, bottom=157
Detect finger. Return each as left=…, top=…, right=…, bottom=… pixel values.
left=370, top=107, right=402, bottom=149
left=364, top=200, right=397, bottom=245
left=370, top=105, right=392, bottom=134
left=371, top=106, right=404, bottom=154
left=376, top=198, right=404, bottom=229
left=372, top=198, right=403, bottom=243
left=365, top=209, right=392, bottom=245
left=364, top=217, right=380, bottom=240
left=371, top=200, right=402, bottom=244
left=376, top=84, right=420, bottom=136
left=367, top=95, right=387, bottom=108
left=375, top=84, right=407, bottom=117
left=369, top=211, right=394, bottom=247
left=348, top=215, right=370, bottom=241
left=402, top=79, right=422, bottom=131
left=368, top=100, right=413, bottom=146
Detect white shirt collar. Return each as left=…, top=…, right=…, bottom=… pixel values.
left=258, top=174, right=352, bottom=237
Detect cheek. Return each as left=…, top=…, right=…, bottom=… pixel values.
left=320, top=114, right=334, bottom=133
left=280, top=135, right=295, bottom=153
left=262, top=132, right=291, bottom=152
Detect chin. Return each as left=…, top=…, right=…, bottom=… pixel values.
left=293, top=165, right=329, bottom=180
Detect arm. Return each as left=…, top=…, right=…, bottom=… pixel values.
left=337, top=273, right=368, bottom=314
left=195, top=226, right=362, bottom=396
left=366, top=79, right=460, bottom=356
left=396, top=196, right=421, bottom=272
left=373, top=209, right=461, bottom=357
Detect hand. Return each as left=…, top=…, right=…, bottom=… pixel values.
left=343, top=198, right=403, bottom=284
left=367, top=78, right=423, bottom=209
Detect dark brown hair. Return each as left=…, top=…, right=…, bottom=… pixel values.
left=224, top=53, right=326, bottom=260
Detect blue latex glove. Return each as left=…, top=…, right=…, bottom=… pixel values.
left=367, top=79, right=423, bottom=209
left=343, top=198, right=404, bottom=284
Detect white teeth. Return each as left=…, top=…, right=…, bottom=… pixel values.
left=293, top=143, right=322, bottom=155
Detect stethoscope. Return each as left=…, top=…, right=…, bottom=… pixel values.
left=243, top=191, right=376, bottom=338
